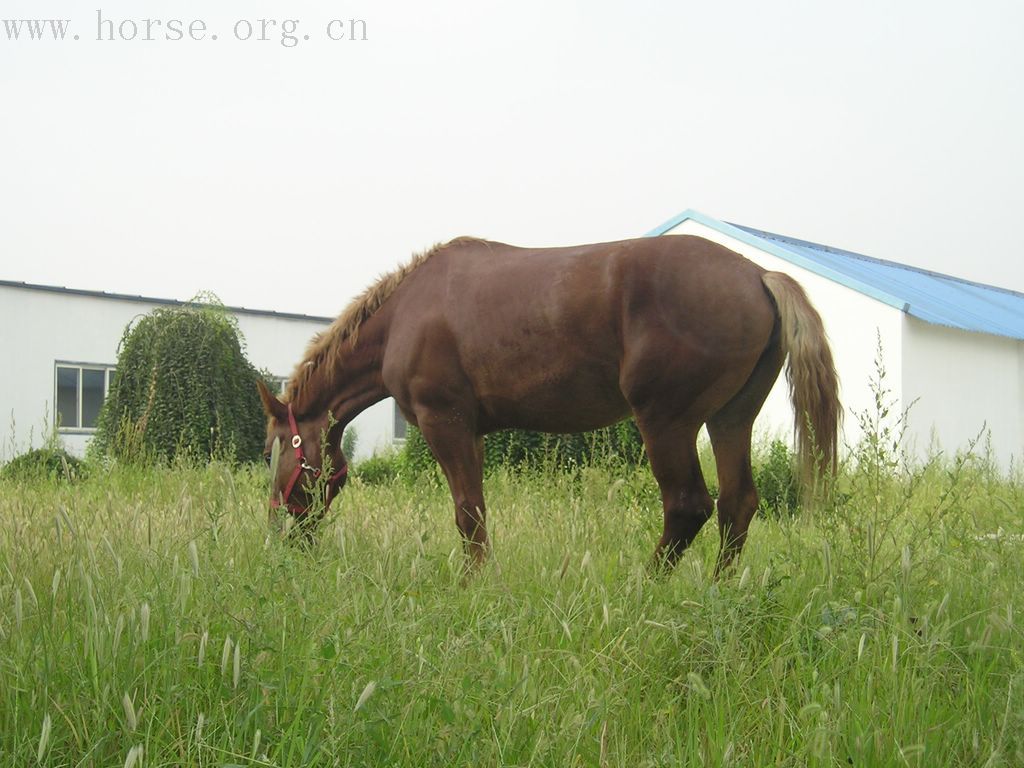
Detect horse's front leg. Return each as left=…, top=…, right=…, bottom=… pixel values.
left=635, top=418, right=714, bottom=574
left=418, top=418, right=489, bottom=575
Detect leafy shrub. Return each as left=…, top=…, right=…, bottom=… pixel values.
left=402, top=425, right=437, bottom=475
left=0, top=446, right=86, bottom=482
left=752, top=439, right=799, bottom=517
left=354, top=452, right=405, bottom=485
left=91, top=294, right=267, bottom=464
left=342, top=427, right=358, bottom=461
left=402, top=420, right=801, bottom=519
left=403, top=419, right=646, bottom=475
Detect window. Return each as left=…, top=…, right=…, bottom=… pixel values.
left=55, top=363, right=116, bottom=431
left=393, top=401, right=407, bottom=442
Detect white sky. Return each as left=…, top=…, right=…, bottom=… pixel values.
left=2, top=0, right=1023, bottom=318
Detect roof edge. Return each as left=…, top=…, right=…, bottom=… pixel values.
left=0, top=279, right=335, bottom=324
left=730, top=223, right=1024, bottom=300
left=645, top=209, right=910, bottom=311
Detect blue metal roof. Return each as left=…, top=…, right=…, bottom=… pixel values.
left=646, top=209, right=1024, bottom=341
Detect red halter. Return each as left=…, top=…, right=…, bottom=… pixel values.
left=270, top=404, right=348, bottom=516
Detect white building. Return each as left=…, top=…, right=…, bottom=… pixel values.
left=0, top=281, right=406, bottom=463
left=648, top=210, right=1024, bottom=471
left=6, top=215, right=1022, bottom=471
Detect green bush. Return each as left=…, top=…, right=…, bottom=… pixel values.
left=91, top=294, right=267, bottom=464
left=403, top=419, right=646, bottom=475
left=0, top=446, right=86, bottom=482
left=401, top=422, right=801, bottom=519
left=342, top=426, right=358, bottom=460
left=752, top=439, right=799, bottom=517
left=353, top=452, right=405, bottom=485
left=402, top=425, right=437, bottom=475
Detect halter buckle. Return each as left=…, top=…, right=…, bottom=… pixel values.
left=272, top=404, right=348, bottom=516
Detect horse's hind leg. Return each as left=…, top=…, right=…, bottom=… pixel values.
left=706, top=419, right=758, bottom=574
left=637, top=419, right=714, bottom=572
left=418, top=417, right=489, bottom=573
left=707, top=339, right=784, bottom=574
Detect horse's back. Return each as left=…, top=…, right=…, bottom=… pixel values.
left=433, top=234, right=776, bottom=362
left=384, top=235, right=778, bottom=432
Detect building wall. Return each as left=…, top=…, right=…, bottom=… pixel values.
left=348, top=399, right=402, bottom=459
left=1020, top=342, right=1024, bottom=468
left=233, top=313, right=330, bottom=380
left=0, top=284, right=402, bottom=461
left=659, top=221, right=905, bottom=451
left=901, top=315, right=1022, bottom=470
left=2, top=285, right=133, bottom=458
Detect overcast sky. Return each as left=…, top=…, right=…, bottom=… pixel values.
left=2, top=0, right=1022, bottom=318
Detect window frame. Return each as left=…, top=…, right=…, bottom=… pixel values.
left=54, top=361, right=116, bottom=434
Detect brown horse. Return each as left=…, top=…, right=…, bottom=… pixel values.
left=257, top=235, right=839, bottom=573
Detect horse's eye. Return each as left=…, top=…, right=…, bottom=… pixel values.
left=263, top=453, right=272, bottom=466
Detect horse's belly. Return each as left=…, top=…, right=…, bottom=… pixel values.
left=475, top=363, right=629, bottom=433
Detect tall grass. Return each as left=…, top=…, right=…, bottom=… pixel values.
left=1, top=447, right=1022, bottom=766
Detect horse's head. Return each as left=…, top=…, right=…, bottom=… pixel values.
left=257, top=380, right=348, bottom=537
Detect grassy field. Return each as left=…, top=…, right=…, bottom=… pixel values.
left=1, top=447, right=1022, bottom=767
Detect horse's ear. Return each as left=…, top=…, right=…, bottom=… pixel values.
left=256, top=379, right=288, bottom=421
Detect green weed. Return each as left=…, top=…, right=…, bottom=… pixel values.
left=1, top=448, right=1021, bottom=766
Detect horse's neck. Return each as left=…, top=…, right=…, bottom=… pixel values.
left=301, top=314, right=390, bottom=428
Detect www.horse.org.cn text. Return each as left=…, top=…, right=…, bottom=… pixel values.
left=1, top=11, right=369, bottom=48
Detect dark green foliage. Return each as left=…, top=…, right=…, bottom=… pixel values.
left=0, top=446, right=86, bottom=482
left=753, top=439, right=799, bottom=517
left=401, top=421, right=798, bottom=518
left=354, top=452, right=405, bottom=485
left=403, top=419, right=646, bottom=475
left=403, top=425, right=437, bottom=475
left=91, top=295, right=266, bottom=464
left=342, top=427, right=358, bottom=461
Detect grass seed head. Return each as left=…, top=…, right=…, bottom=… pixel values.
left=123, top=744, right=143, bottom=768
left=355, top=680, right=377, bottom=712
left=686, top=672, right=711, bottom=700
left=36, top=713, right=52, bottom=764
left=23, top=577, right=38, bottom=608
left=188, top=540, right=200, bottom=577
left=122, top=692, right=137, bottom=732
left=221, top=635, right=233, bottom=677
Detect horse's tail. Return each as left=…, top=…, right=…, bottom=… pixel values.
left=761, top=271, right=841, bottom=490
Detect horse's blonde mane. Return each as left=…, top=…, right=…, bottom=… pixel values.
left=284, top=237, right=481, bottom=407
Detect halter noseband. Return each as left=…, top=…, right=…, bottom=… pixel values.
left=270, top=404, right=348, bottom=515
